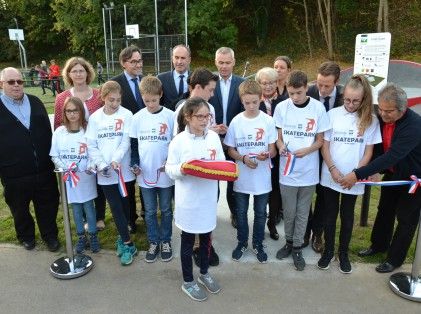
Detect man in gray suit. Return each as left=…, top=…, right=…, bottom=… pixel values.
left=157, top=44, right=191, bottom=111
left=209, top=47, right=244, bottom=229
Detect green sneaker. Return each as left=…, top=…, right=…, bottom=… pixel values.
left=120, top=244, right=138, bottom=266
left=116, top=236, right=124, bottom=257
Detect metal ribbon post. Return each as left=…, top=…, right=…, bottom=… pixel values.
left=50, top=170, right=94, bottom=279
left=389, top=213, right=421, bottom=302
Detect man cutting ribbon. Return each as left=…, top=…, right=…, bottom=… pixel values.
left=340, top=83, right=421, bottom=273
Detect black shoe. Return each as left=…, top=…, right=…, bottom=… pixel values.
left=45, top=238, right=60, bottom=252
left=193, top=248, right=200, bottom=267
left=317, top=251, right=334, bottom=270
left=358, top=247, right=383, bottom=257
left=301, top=236, right=310, bottom=249
left=375, top=261, right=396, bottom=273
left=230, top=214, right=237, bottom=229
left=338, top=252, right=352, bottom=274
left=209, top=245, right=219, bottom=267
left=267, top=223, right=279, bottom=240
left=22, top=239, right=35, bottom=250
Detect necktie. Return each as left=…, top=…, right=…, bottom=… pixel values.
left=131, top=77, right=142, bottom=108
left=323, top=96, right=331, bottom=112
left=178, top=74, right=185, bottom=97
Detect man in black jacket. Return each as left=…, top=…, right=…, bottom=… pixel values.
left=306, top=61, right=343, bottom=253
left=340, top=83, right=421, bottom=273
left=0, top=67, right=60, bottom=251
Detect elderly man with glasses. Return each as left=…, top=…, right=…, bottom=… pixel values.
left=0, top=67, right=60, bottom=252
left=340, top=83, right=421, bottom=273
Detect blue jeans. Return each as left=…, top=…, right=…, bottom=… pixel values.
left=141, top=186, right=173, bottom=243
left=235, top=192, right=269, bottom=247
left=72, top=200, right=96, bottom=235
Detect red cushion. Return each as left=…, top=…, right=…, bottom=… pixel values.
left=182, top=159, right=238, bottom=181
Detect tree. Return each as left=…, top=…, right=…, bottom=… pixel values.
left=317, top=0, right=334, bottom=60
left=377, top=0, right=389, bottom=32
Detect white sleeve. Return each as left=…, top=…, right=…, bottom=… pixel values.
left=165, top=138, right=184, bottom=180
left=223, top=122, right=236, bottom=148
left=268, top=118, right=277, bottom=143
left=272, top=100, right=284, bottom=128
left=49, top=130, right=66, bottom=169
left=86, top=119, right=108, bottom=170
left=317, top=108, right=331, bottom=133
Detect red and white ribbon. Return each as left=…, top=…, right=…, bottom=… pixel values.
left=62, top=162, right=80, bottom=188
left=356, top=175, right=421, bottom=194
left=114, top=166, right=128, bottom=197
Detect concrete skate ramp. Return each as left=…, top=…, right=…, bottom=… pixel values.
left=339, top=60, right=421, bottom=114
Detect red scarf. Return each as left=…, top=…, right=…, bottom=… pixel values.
left=382, top=122, right=396, bottom=172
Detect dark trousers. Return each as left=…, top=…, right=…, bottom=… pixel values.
left=371, top=174, right=421, bottom=267
left=323, top=187, right=357, bottom=253
left=305, top=183, right=326, bottom=239
left=268, top=156, right=282, bottom=228
left=101, top=184, right=130, bottom=242
left=181, top=231, right=211, bottom=282
left=224, top=150, right=236, bottom=216
left=3, top=172, right=59, bottom=242
left=94, top=183, right=106, bottom=221
left=96, top=180, right=140, bottom=225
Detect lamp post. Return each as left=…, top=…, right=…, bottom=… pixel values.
left=103, top=2, right=115, bottom=74
left=102, top=8, right=110, bottom=79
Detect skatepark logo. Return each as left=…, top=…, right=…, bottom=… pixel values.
left=255, top=128, right=264, bottom=141
left=159, top=123, right=168, bottom=135
left=115, top=119, right=124, bottom=131
left=79, top=142, right=87, bottom=155
left=305, top=118, right=315, bottom=132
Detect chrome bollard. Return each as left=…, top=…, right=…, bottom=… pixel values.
left=50, top=170, right=94, bottom=279
left=389, top=213, right=421, bottom=302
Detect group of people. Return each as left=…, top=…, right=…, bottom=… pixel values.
left=28, top=59, right=63, bottom=96
left=0, top=43, right=420, bottom=302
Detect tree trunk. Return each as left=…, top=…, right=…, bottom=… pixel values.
left=303, top=0, right=313, bottom=58
left=377, top=0, right=384, bottom=32
left=317, top=0, right=334, bottom=60
left=384, top=0, right=389, bottom=31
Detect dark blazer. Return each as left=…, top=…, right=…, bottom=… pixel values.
left=157, top=70, right=190, bottom=111
left=209, top=74, right=245, bottom=126
left=307, top=84, right=343, bottom=110
left=259, top=89, right=289, bottom=116
left=111, top=73, right=144, bottom=114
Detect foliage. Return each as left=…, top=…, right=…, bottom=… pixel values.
left=188, top=0, right=238, bottom=59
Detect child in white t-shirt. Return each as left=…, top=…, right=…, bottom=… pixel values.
left=86, top=81, right=137, bottom=266
left=224, top=80, right=277, bottom=263
left=318, top=74, right=381, bottom=273
left=166, top=97, right=224, bottom=302
left=273, top=70, right=330, bottom=271
left=129, top=76, right=175, bottom=263
left=50, top=96, right=99, bottom=253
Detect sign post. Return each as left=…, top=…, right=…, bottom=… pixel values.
left=8, top=29, right=28, bottom=70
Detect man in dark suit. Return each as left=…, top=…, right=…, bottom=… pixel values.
left=111, top=45, right=145, bottom=232
left=157, top=44, right=191, bottom=111
left=306, top=61, right=344, bottom=252
left=0, top=67, right=60, bottom=251
left=209, top=47, right=244, bottom=228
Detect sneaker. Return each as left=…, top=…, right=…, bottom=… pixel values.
left=145, top=242, right=159, bottom=263
left=96, top=220, right=105, bottom=231
left=317, top=251, right=334, bottom=270
left=252, top=244, right=268, bottom=263
left=182, top=281, right=207, bottom=301
left=198, top=273, right=221, bottom=294
left=161, top=242, right=173, bottom=262
left=232, top=242, right=248, bottom=261
left=292, top=248, right=306, bottom=271
left=276, top=242, right=292, bottom=260
left=339, top=252, right=352, bottom=274
left=209, top=245, right=219, bottom=267
left=75, top=234, right=87, bottom=254
left=120, top=243, right=138, bottom=266
left=89, top=233, right=101, bottom=253
left=115, top=236, right=124, bottom=257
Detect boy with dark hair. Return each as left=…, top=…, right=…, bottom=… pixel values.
left=273, top=70, right=330, bottom=270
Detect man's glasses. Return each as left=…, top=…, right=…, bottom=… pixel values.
left=192, top=113, right=212, bottom=121
left=128, top=59, right=143, bottom=65
left=4, top=80, right=24, bottom=86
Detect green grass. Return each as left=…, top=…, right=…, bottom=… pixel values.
left=0, top=181, right=416, bottom=262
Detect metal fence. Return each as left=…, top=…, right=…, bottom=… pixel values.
left=105, top=34, right=185, bottom=77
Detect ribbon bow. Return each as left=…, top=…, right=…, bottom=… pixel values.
left=62, top=162, right=80, bottom=188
